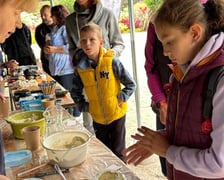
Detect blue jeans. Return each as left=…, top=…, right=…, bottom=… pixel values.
left=53, top=74, right=81, bottom=117
left=156, top=114, right=167, bottom=176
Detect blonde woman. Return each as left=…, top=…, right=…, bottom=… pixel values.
left=0, top=0, right=38, bottom=178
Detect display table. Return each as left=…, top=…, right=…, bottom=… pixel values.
left=3, top=120, right=140, bottom=180
left=8, top=72, right=75, bottom=111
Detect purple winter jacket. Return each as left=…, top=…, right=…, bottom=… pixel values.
left=165, top=32, right=224, bottom=179
left=144, top=22, right=168, bottom=103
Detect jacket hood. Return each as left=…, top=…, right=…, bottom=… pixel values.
left=73, top=1, right=103, bottom=23
left=190, top=32, right=224, bottom=68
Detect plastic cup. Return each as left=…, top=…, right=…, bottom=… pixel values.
left=42, top=98, right=55, bottom=110
left=0, top=97, right=10, bottom=119
left=22, top=126, right=41, bottom=151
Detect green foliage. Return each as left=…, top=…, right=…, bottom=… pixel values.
left=22, top=0, right=164, bottom=43
left=144, top=0, right=163, bottom=11
left=54, top=0, right=74, bottom=13
left=22, top=0, right=74, bottom=45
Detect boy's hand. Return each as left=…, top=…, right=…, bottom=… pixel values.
left=118, top=99, right=123, bottom=106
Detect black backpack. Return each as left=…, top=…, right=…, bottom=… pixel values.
left=203, top=66, right=224, bottom=119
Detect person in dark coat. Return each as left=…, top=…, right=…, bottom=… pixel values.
left=0, top=0, right=38, bottom=179
left=35, top=5, right=55, bottom=74
left=2, top=23, right=36, bottom=66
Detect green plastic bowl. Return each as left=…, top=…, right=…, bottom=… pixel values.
left=6, top=110, right=46, bottom=139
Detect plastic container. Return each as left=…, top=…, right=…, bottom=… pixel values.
left=19, top=99, right=44, bottom=111
left=4, top=150, right=32, bottom=167
left=42, top=131, right=90, bottom=168
left=6, top=110, right=45, bottom=139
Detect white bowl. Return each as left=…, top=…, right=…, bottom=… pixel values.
left=42, top=131, right=90, bottom=168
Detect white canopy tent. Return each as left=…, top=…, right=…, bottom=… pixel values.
left=48, top=0, right=141, bottom=127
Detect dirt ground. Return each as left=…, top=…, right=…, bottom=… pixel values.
left=120, top=32, right=167, bottom=180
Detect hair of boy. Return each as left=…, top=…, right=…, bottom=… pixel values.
left=154, top=0, right=224, bottom=38
left=80, top=22, right=103, bottom=39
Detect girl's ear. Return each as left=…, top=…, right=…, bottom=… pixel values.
left=190, top=23, right=202, bottom=42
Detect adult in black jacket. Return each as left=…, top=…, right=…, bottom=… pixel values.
left=35, top=5, right=55, bottom=74
left=2, top=23, right=36, bottom=66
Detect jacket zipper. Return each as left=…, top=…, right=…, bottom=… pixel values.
left=173, top=80, right=182, bottom=180
left=95, top=67, right=108, bottom=125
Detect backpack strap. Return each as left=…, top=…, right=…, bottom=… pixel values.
left=203, top=66, right=224, bottom=119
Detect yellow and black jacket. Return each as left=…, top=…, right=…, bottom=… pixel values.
left=71, top=47, right=136, bottom=125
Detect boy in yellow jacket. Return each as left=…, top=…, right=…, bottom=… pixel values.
left=71, top=23, right=136, bottom=159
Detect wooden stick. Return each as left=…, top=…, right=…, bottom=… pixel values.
left=16, top=163, right=48, bottom=177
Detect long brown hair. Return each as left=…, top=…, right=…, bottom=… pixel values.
left=155, top=0, right=224, bottom=38
left=51, top=5, right=70, bottom=27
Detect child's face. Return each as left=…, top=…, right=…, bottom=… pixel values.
left=156, top=24, right=200, bottom=65
left=80, top=31, right=103, bottom=60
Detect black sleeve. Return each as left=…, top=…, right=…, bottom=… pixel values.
left=35, top=25, right=46, bottom=49
left=23, top=24, right=32, bottom=45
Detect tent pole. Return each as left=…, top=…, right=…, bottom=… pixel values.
left=128, top=0, right=141, bottom=128
left=49, top=0, right=54, bottom=7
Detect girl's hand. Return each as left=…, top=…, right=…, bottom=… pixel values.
left=0, top=175, right=10, bottom=180
left=133, top=126, right=170, bottom=157
left=122, top=141, right=153, bottom=165
left=123, top=126, right=170, bottom=164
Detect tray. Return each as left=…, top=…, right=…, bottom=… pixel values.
left=4, top=150, right=32, bottom=167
